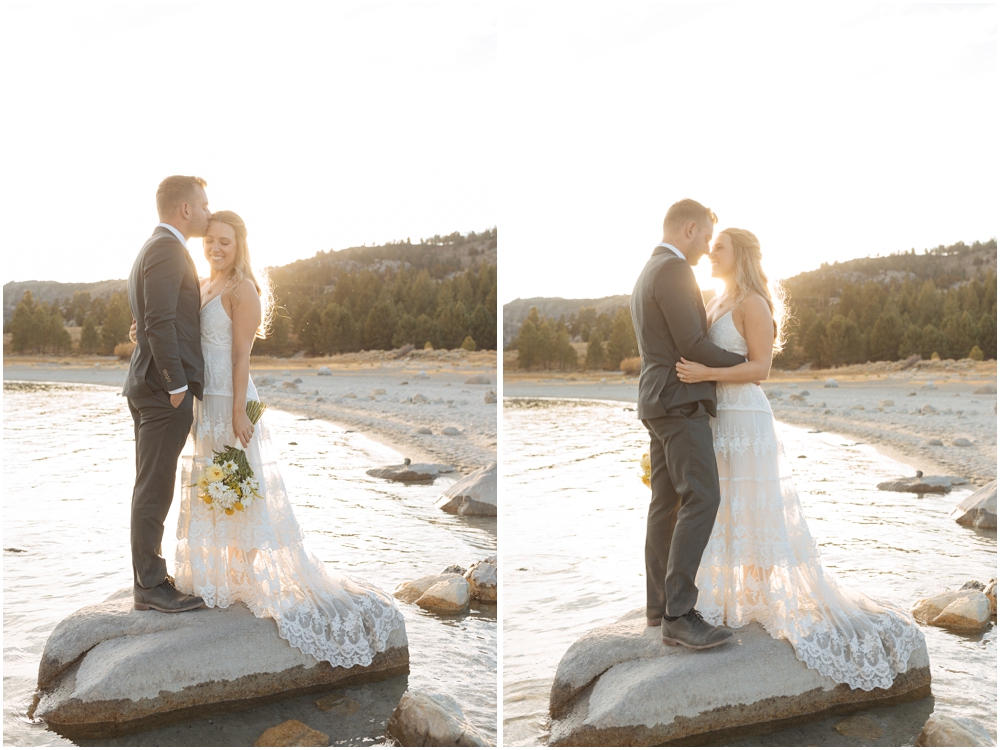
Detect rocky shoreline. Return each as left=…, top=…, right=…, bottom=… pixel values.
left=4, top=349, right=498, bottom=473
left=504, top=359, right=997, bottom=485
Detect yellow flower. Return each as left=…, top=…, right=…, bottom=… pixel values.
left=197, top=475, right=209, bottom=489
left=639, top=451, right=651, bottom=488
left=201, top=494, right=213, bottom=504
left=204, top=465, right=225, bottom=483
left=233, top=502, right=245, bottom=511
left=224, top=508, right=235, bottom=516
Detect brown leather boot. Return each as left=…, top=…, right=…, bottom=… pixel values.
left=661, top=609, right=733, bottom=649
left=134, top=577, right=206, bottom=613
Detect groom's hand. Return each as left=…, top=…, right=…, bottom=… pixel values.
left=170, top=392, right=185, bottom=408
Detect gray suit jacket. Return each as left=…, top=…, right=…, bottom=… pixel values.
left=630, top=246, right=745, bottom=419
left=122, top=227, right=204, bottom=400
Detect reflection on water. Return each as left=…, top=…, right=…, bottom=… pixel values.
left=502, top=397, right=996, bottom=746
left=3, top=381, right=496, bottom=746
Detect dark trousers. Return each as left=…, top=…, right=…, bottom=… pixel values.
left=642, top=402, right=721, bottom=619
left=128, top=390, right=193, bottom=588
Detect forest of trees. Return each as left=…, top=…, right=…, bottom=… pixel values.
left=509, top=239, right=997, bottom=371
left=4, top=229, right=498, bottom=356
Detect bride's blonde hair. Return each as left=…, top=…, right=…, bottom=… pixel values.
left=210, top=210, right=274, bottom=339
left=720, top=228, right=788, bottom=354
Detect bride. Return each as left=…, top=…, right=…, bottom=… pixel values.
left=172, top=210, right=405, bottom=668
left=674, top=228, right=924, bottom=691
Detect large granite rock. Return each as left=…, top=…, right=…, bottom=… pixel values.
left=31, top=588, right=408, bottom=739
left=387, top=690, right=492, bottom=746
left=436, top=463, right=497, bottom=516
left=548, top=608, right=931, bottom=746
left=951, top=480, right=997, bottom=530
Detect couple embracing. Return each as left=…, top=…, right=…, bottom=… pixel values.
left=632, top=199, right=923, bottom=690
left=123, top=176, right=404, bottom=667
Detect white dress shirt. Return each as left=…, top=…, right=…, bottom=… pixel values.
left=656, top=242, right=686, bottom=261
left=154, top=223, right=190, bottom=396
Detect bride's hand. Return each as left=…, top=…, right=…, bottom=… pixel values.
left=676, top=357, right=710, bottom=383
left=129, top=319, right=137, bottom=344
left=233, top=410, right=255, bottom=448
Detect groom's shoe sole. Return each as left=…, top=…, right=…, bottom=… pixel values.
left=647, top=619, right=662, bottom=627
left=661, top=633, right=734, bottom=649
left=134, top=601, right=207, bottom=613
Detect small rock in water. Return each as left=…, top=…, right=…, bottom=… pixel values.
left=788, top=393, right=806, bottom=403
left=920, top=404, right=937, bottom=414
left=850, top=403, right=865, bottom=410
left=985, top=579, right=997, bottom=615
left=387, top=690, right=491, bottom=747
left=920, top=381, right=937, bottom=390
left=292, top=377, right=303, bottom=384
left=926, top=438, right=943, bottom=446
left=959, top=580, right=985, bottom=591
left=916, top=714, right=994, bottom=747
left=413, top=427, right=433, bottom=435
left=973, top=384, right=996, bottom=394
left=952, top=437, right=973, bottom=446
left=415, top=578, right=470, bottom=614
left=317, top=367, right=332, bottom=376
left=879, top=399, right=895, bottom=407
left=484, top=390, right=497, bottom=404
left=824, top=378, right=839, bottom=388
left=282, top=381, right=299, bottom=391
left=464, top=375, right=491, bottom=385
left=799, top=390, right=810, bottom=396
left=834, top=715, right=884, bottom=740
left=465, top=557, right=498, bottom=603
left=912, top=589, right=992, bottom=631
left=411, top=393, right=428, bottom=404
left=371, top=388, right=386, bottom=396
left=343, top=392, right=357, bottom=399
left=951, top=480, right=996, bottom=530
left=413, top=371, right=430, bottom=380
left=254, top=719, right=329, bottom=747
left=440, top=564, right=466, bottom=575
left=282, top=370, right=291, bottom=376
left=907, top=391, right=917, bottom=396
left=315, top=692, right=360, bottom=715
left=442, top=426, right=462, bottom=435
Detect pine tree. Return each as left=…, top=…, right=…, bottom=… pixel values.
left=977, top=314, right=996, bottom=359
left=80, top=315, right=100, bottom=354
left=516, top=319, right=540, bottom=370
left=585, top=332, right=607, bottom=370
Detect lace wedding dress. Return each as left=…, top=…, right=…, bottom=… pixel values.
left=174, top=294, right=405, bottom=667
left=694, top=309, right=924, bottom=691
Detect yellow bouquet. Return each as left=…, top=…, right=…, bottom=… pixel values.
left=639, top=451, right=651, bottom=488
left=195, top=400, right=268, bottom=515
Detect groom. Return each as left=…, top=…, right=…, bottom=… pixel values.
left=123, top=175, right=210, bottom=613
left=630, top=199, right=746, bottom=649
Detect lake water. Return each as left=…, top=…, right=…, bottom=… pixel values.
left=502, top=397, right=996, bottom=746
left=2, top=381, right=496, bottom=746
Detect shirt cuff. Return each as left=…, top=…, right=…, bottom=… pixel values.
left=167, top=385, right=188, bottom=395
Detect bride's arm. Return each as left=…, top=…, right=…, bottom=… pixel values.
left=229, top=279, right=262, bottom=448
left=676, top=295, right=774, bottom=385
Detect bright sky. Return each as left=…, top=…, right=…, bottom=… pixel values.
left=1, top=2, right=495, bottom=284
left=500, top=3, right=997, bottom=301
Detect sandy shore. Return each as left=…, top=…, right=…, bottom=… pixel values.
left=505, top=359, right=997, bottom=485
left=4, top=349, right=497, bottom=473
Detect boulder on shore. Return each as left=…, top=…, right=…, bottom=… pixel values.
left=387, top=690, right=492, bottom=746
left=951, top=480, right=997, bottom=530
left=548, top=608, right=930, bottom=747
left=367, top=463, right=454, bottom=483
left=912, top=589, right=993, bottom=631
left=31, top=588, right=408, bottom=740
left=916, top=714, right=994, bottom=747
left=436, top=463, right=497, bottom=516
left=254, top=719, right=329, bottom=746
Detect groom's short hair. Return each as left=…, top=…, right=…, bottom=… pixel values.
left=663, top=199, right=717, bottom=233
left=156, top=176, right=208, bottom=220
